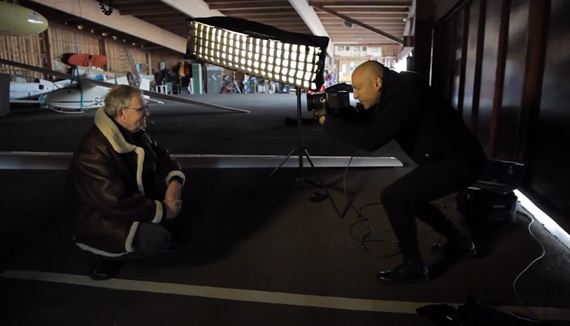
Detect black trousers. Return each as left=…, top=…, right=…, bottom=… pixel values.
left=380, top=157, right=484, bottom=262
left=124, top=222, right=172, bottom=259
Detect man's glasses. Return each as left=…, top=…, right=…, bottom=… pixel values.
left=124, top=105, right=149, bottom=113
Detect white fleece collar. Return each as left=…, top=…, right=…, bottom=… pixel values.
left=94, top=107, right=136, bottom=154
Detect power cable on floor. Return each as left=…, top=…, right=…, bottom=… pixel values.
left=340, top=156, right=547, bottom=320
left=342, top=156, right=450, bottom=257
left=512, top=207, right=546, bottom=320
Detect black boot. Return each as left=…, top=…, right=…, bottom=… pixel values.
left=432, top=231, right=476, bottom=259
left=87, top=253, right=122, bottom=281
left=376, top=259, right=429, bottom=285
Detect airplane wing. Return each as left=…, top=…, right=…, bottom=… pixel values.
left=0, top=59, right=71, bottom=80
left=0, top=58, right=249, bottom=114
left=10, top=99, right=41, bottom=104
left=81, top=78, right=250, bottom=113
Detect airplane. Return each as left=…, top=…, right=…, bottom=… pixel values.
left=9, top=66, right=117, bottom=101
left=41, top=68, right=163, bottom=112
left=0, top=58, right=250, bottom=114
left=10, top=77, right=71, bottom=102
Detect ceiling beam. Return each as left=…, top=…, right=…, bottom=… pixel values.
left=120, top=7, right=179, bottom=15
left=314, top=10, right=408, bottom=16
left=209, top=3, right=292, bottom=10
left=400, top=0, right=416, bottom=59
left=288, top=0, right=334, bottom=59
left=318, top=16, right=407, bottom=21
left=315, top=9, right=409, bottom=14
left=318, top=7, right=407, bottom=13
left=326, top=27, right=404, bottom=31
left=113, top=0, right=157, bottom=4
left=312, top=4, right=404, bottom=44
left=230, top=10, right=299, bottom=16
left=205, top=0, right=271, bottom=4
left=323, top=21, right=405, bottom=26
left=158, top=0, right=224, bottom=18
left=236, top=15, right=299, bottom=22
left=308, top=0, right=411, bottom=6
left=29, top=0, right=187, bottom=52
left=403, top=0, right=416, bottom=36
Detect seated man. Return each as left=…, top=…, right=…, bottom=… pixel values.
left=314, top=61, right=486, bottom=285
left=67, top=85, right=186, bottom=281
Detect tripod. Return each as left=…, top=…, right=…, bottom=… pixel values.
left=266, top=87, right=343, bottom=219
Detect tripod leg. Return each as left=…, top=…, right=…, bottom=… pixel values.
left=266, top=147, right=297, bottom=181
left=302, top=147, right=344, bottom=219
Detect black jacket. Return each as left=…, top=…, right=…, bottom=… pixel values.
left=323, top=69, right=486, bottom=166
left=67, top=108, right=185, bottom=257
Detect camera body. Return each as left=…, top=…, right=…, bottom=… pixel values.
left=306, top=83, right=353, bottom=112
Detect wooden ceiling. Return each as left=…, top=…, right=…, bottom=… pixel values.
left=310, top=0, right=410, bottom=44
left=21, top=0, right=412, bottom=48
left=203, top=0, right=314, bottom=35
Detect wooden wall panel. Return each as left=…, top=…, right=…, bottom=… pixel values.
left=0, top=33, right=46, bottom=79
left=150, top=49, right=182, bottom=73
left=105, top=40, right=149, bottom=75
left=103, top=40, right=126, bottom=75
left=48, top=25, right=101, bottom=72
left=0, top=24, right=152, bottom=81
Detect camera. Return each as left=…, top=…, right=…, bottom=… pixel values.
left=306, top=83, right=353, bottom=112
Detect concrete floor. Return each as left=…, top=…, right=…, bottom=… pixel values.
left=0, top=94, right=569, bottom=325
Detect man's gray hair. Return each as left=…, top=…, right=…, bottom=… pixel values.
left=103, top=85, right=143, bottom=117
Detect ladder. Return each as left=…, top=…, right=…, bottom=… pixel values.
left=122, top=45, right=141, bottom=88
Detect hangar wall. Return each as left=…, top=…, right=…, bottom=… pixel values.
left=0, top=23, right=184, bottom=79
left=432, top=0, right=570, bottom=225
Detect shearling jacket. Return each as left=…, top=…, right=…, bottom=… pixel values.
left=67, top=108, right=185, bottom=257
left=323, top=68, right=486, bottom=167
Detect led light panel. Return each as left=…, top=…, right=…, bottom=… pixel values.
left=186, top=17, right=329, bottom=91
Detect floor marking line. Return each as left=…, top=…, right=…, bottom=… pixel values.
left=0, top=152, right=403, bottom=169
left=2, top=270, right=570, bottom=320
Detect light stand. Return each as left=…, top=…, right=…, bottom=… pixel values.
left=185, top=16, right=342, bottom=218
left=266, top=87, right=342, bottom=218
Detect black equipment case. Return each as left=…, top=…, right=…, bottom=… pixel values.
left=456, top=160, right=524, bottom=226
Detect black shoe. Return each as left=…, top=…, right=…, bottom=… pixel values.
left=432, top=232, right=476, bottom=259
left=87, top=254, right=122, bottom=281
left=376, top=260, right=429, bottom=285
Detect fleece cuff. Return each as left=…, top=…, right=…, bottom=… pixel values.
left=152, top=200, right=164, bottom=223
left=165, top=170, right=186, bottom=186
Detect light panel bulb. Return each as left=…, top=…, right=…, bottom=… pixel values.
left=187, top=20, right=327, bottom=90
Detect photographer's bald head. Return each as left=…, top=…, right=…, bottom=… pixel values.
left=315, top=61, right=385, bottom=125
left=351, top=61, right=385, bottom=110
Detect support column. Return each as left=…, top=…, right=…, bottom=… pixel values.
left=412, top=0, right=433, bottom=79
left=0, top=74, right=10, bottom=117
left=146, top=52, right=152, bottom=75
left=42, top=28, right=53, bottom=78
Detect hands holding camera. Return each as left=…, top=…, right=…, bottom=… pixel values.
left=313, top=98, right=328, bottom=125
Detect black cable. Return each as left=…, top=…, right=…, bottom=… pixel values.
left=342, top=154, right=546, bottom=320
left=343, top=156, right=399, bottom=257
left=342, top=156, right=452, bottom=257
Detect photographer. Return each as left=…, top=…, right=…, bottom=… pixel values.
left=314, top=61, right=486, bottom=285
